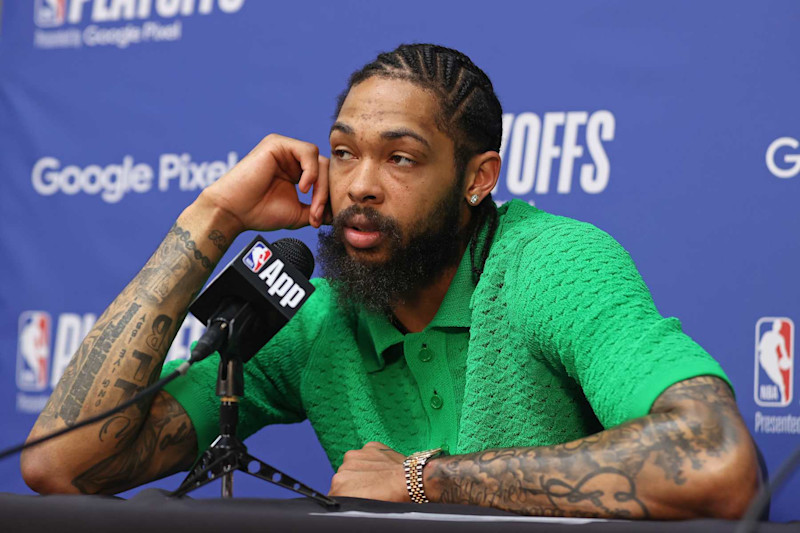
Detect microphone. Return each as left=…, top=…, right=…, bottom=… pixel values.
left=188, top=236, right=315, bottom=364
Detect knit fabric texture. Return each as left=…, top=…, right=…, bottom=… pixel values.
left=162, top=200, right=730, bottom=469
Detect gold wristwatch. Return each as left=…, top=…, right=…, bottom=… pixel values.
left=403, top=448, right=442, bottom=504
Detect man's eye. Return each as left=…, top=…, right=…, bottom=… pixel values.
left=391, top=155, right=416, bottom=167
left=334, top=149, right=354, bottom=160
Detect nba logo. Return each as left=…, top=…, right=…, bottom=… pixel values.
left=34, top=0, right=67, bottom=28
left=754, top=317, right=794, bottom=407
left=243, top=242, right=272, bottom=273
left=17, top=311, right=52, bottom=392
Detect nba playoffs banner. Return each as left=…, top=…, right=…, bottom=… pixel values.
left=1, top=0, right=798, bottom=521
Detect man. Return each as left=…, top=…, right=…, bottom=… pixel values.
left=22, top=44, right=758, bottom=519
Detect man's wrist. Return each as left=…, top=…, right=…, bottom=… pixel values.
left=180, top=196, right=242, bottom=253
left=404, top=448, right=443, bottom=503
left=188, top=191, right=246, bottom=238
left=421, top=455, right=445, bottom=502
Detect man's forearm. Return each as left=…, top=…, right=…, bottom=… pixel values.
left=23, top=201, right=237, bottom=492
left=423, top=377, right=758, bottom=519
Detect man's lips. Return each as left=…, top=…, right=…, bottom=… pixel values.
left=344, top=227, right=383, bottom=248
left=343, top=214, right=383, bottom=249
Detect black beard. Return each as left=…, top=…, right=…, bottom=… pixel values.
left=317, top=189, right=465, bottom=315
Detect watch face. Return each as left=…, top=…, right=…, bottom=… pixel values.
left=414, top=448, right=441, bottom=459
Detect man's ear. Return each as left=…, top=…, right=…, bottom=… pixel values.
left=463, top=151, right=501, bottom=205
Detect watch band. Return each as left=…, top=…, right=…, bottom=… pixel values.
left=403, top=448, right=442, bottom=504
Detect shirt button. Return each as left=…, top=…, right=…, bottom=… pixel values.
left=418, top=348, right=434, bottom=362
left=430, top=394, right=443, bottom=409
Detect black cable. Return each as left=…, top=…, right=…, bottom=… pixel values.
left=736, top=443, right=800, bottom=532
left=0, top=361, right=190, bottom=461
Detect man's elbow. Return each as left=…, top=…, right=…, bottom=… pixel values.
left=20, top=448, right=82, bottom=495
left=701, top=439, right=760, bottom=520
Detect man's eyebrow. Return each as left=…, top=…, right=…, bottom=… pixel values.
left=380, top=128, right=430, bottom=149
left=330, top=122, right=431, bottom=149
left=330, top=121, right=354, bottom=136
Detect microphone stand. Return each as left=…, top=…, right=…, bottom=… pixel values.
left=170, top=302, right=337, bottom=508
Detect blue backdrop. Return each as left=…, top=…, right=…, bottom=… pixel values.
left=1, top=0, right=798, bottom=521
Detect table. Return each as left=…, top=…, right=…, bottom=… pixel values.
left=0, top=490, right=795, bottom=532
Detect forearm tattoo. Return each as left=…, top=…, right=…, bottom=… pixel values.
left=41, top=225, right=216, bottom=424
left=427, top=376, right=745, bottom=518
left=208, top=229, right=229, bottom=252
left=34, top=224, right=221, bottom=492
left=72, top=392, right=196, bottom=494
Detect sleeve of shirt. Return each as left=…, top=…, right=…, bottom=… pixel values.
left=160, top=279, right=331, bottom=457
left=511, top=219, right=732, bottom=429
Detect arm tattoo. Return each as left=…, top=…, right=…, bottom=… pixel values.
left=39, top=306, right=164, bottom=428
left=31, top=222, right=220, bottom=493
left=56, top=304, right=140, bottom=425
left=38, top=325, right=102, bottom=426
left=42, top=223, right=218, bottom=428
left=208, top=229, right=228, bottom=252
left=45, top=223, right=210, bottom=423
left=146, top=314, right=173, bottom=352
left=72, top=393, right=196, bottom=494
left=170, top=224, right=214, bottom=270
left=427, top=376, right=746, bottom=518
left=137, top=224, right=216, bottom=305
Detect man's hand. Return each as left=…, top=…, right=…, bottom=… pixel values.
left=329, top=442, right=410, bottom=502
left=196, top=134, right=331, bottom=235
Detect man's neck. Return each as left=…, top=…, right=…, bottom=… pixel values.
left=390, top=209, right=478, bottom=333
left=390, top=249, right=465, bottom=334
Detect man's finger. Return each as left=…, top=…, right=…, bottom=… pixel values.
left=288, top=202, right=312, bottom=230
left=310, top=155, right=329, bottom=228
left=337, top=459, right=397, bottom=471
left=294, top=142, right=320, bottom=194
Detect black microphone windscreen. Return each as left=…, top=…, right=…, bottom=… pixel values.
left=189, top=235, right=316, bottom=363
left=272, top=238, right=315, bottom=278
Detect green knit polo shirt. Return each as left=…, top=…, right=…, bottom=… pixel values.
left=162, top=200, right=731, bottom=469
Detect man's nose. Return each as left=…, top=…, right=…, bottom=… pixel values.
left=347, top=159, right=384, bottom=205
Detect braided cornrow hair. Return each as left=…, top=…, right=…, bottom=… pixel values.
left=335, top=43, right=502, bottom=284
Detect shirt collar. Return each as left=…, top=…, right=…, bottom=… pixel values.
left=426, top=244, right=475, bottom=329
left=357, top=239, right=478, bottom=372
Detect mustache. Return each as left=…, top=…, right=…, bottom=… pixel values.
left=332, top=205, right=401, bottom=236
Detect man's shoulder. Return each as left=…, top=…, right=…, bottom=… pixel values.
left=494, top=199, right=618, bottom=255
left=482, top=199, right=638, bottom=306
